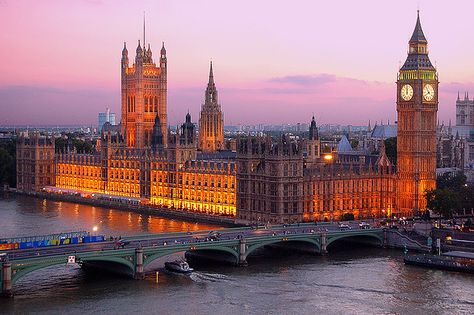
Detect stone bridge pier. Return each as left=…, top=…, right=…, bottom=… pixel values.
left=2, top=262, right=13, bottom=298
left=238, top=238, right=248, bottom=266
left=320, top=232, right=327, bottom=255
left=134, top=248, right=145, bottom=279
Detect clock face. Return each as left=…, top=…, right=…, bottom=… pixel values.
left=401, top=84, right=413, bottom=101
left=423, top=84, right=435, bottom=101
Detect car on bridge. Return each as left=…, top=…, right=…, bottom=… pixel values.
left=115, top=240, right=131, bottom=249
left=208, top=231, right=222, bottom=241
left=359, top=222, right=371, bottom=229
left=339, top=223, right=351, bottom=231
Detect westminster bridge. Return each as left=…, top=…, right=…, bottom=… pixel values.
left=1, top=223, right=385, bottom=297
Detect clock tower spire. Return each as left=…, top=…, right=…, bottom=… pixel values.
left=396, top=11, right=438, bottom=216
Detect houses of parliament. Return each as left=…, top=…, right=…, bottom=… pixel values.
left=16, top=12, right=438, bottom=224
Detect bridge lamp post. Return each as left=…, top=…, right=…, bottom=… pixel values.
left=92, top=225, right=99, bottom=235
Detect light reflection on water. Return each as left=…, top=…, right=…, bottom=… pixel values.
left=0, top=194, right=473, bottom=315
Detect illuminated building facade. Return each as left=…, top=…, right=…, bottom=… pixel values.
left=236, top=134, right=396, bottom=224
left=16, top=133, right=56, bottom=192
left=16, top=12, right=437, bottom=223
left=198, top=62, right=224, bottom=152
left=396, top=11, right=438, bottom=215
left=121, top=24, right=167, bottom=149
left=54, top=114, right=237, bottom=216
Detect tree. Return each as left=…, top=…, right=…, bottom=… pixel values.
left=55, top=136, right=94, bottom=154
left=342, top=213, right=355, bottom=221
left=384, top=137, right=397, bottom=166
left=0, top=140, right=16, bottom=188
left=350, top=139, right=359, bottom=149
left=436, top=171, right=466, bottom=190
left=425, top=188, right=460, bottom=219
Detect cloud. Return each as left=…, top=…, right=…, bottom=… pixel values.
left=268, top=74, right=337, bottom=86
left=439, top=81, right=474, bottom=94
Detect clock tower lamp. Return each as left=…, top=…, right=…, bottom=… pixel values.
left=396, top=11, right=438, bottom=216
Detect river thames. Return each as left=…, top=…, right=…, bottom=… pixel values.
left=0, top=194, right=473, bottom=314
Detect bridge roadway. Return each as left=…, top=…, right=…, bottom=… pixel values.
left=0, top=222, right=385, bottom=297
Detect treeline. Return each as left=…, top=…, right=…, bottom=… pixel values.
left=0, top=140, right=16, bottom=188
left=426, top=172, right=474, bottom=218
left=55, top=134, right=94, bottom=154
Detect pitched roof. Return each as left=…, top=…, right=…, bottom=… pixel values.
left=337, top=135, right=353, bottom=153
left=371, top=125, right=397, bottom=138
left=410, top=11, right=427, bottom=43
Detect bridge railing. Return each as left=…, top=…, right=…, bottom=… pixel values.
left=0, top=231, right=89, bottom=244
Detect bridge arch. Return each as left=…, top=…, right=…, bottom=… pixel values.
left=245, top=237, right=321, bottom=260
left=12, top=256, right=135, bottom=285
left=143, top=245, right=240, bottom=268
left=326, top=232, right=383, bottom=250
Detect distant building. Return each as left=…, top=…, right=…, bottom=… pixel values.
left=455, top=92, right=474, bottom=138
left=98, top=108, right=116, bottom=131
left=16, top=133, right=55, bottom=191
left=454, top=93, right=474, bottom=182
left=436, top=122, right=464, bottom=170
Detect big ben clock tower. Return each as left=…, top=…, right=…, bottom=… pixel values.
left=397, top=11, right=438, bottom=216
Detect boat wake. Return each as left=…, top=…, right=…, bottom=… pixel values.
left=189, top=272, right=231, bottom=283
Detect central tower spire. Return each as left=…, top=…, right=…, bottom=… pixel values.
left=209, top=61, right=214, bottom=86
left=199, top=61, right=224, bottom=152
left=143, top=11, right=146, bottom=48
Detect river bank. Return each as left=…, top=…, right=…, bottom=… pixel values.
left=5, top=189, right=239, bottom=228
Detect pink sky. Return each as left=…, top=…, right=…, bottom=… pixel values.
left=0, top=0, right=473, bottom=126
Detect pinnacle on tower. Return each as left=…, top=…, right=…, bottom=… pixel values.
left=122, top=42, right=128, bottom=55
left=161, top=42, right=166, bottom=56
left=410, top=10, right=427, bottom=43
left=458, top=91, right=460, bottom=101
left=209, top=61, right=215, bottom=86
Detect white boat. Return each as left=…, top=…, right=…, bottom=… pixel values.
left=165, top=259, right=194, bottom=273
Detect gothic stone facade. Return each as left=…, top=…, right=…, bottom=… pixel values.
left=16, top=134, right=56, bottom=192
left=198, top=62, right=224, bottom=152
left=17, top=13, right=437, bottom=223
left=236, top=136, right=396, bottom=224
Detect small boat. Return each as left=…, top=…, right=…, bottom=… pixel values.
left=165, top=259, right=194, bottom=273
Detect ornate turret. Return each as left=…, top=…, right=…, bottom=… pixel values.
left=121, top=21, right=168, bottom=149
left=205, top=61, right=218, bottom=105
left=121, top=42, right=129, bottom=72
left=305, top=115, right=321, bottom=164
left=151, top=115, right=164, bottom=153
left=309, top=115, right=319, bottom=140
left=145, top=44, right=153, bottom=63
left=136, top=40, right=143, bottom=63
left=180, top=112, right=196, bottom=145
left=198, top=61, right=224, bottom=152
left=160, top=42, right=166, bottom=61
left=401, top=11, right=434, bottom=71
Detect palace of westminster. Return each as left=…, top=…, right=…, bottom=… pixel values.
left=16, top=13, right=442, bottom=224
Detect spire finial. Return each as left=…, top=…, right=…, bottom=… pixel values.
left=410, top=9, right=426, bottom=43
left=143, top=11, right=146, bottom=48
left=209, top=60, right=214, bottom=85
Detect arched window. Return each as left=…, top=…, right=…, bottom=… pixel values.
left=460, top=110, right=466, bottom=125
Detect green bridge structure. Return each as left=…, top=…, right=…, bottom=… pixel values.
left=1, top=225, right=385, bottom=297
